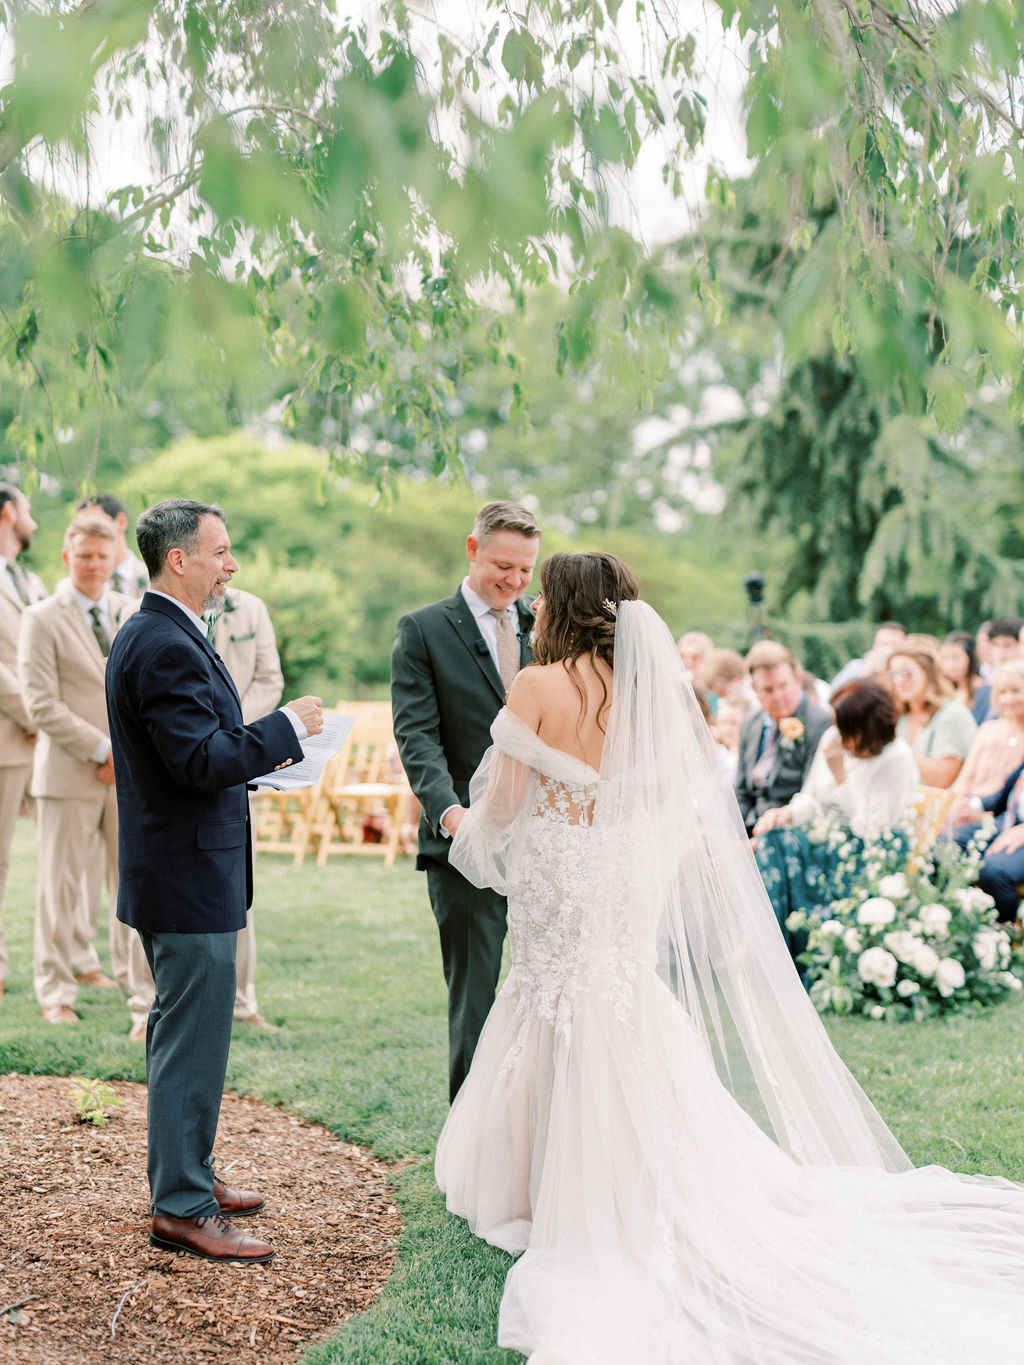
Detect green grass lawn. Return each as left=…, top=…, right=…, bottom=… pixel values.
left=3, top=814, right=1024, bottom=1362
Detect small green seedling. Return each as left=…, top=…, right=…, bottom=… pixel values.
left=69, top=1076, right=123, bottom=1128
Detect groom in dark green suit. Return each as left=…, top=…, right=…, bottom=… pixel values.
left=391, top=501, right=541, bottom=1101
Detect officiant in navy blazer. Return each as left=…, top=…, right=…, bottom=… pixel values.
left=391, top=501, right=541, bottom=1101
left=106, top=498, right=323, bottom=1265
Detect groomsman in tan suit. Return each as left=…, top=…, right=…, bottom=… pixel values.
left=75, top=492, right=149, bottom=598
left=0, top=483, right=47, bottom=1000
left=206, top=587, right=284, bottom=1027
left=19, top=517, right=150, bottom=1029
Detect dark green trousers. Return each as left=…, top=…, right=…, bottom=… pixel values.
left=426, top=861, right=507, bottom=1103
left=140, top=929, right=237, bottom=1219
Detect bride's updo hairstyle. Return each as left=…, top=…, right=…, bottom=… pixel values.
left=533, top=551, right=639, bottom=727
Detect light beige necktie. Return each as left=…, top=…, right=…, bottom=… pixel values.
left=489, top=607, right=520, bottom=692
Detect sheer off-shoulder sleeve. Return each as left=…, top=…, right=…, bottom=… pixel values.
left=449, top=707, right=597, bottom=893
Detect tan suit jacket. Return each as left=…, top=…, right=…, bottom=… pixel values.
left=19, top=582, right=136, bottom=798
left=0, top=561, right=48, bottom=767
left=213, top=589, right=283, bottom=723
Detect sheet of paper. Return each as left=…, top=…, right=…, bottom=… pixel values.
left=251, top=713, right=355, bottom=791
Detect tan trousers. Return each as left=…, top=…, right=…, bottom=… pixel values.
left=0, top=762, right=31, bottom=985
left=234, top=912, right=259, bottom=1018
left=33, top=788, right=152, bottom=1025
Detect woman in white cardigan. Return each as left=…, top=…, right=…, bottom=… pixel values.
left=755, top=678, right=919, bottom=955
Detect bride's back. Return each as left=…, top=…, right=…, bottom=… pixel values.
left=508, top=656, right=612, bottom=773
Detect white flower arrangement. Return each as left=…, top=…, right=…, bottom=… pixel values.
left=785, top=812, right=1023, bottom=1020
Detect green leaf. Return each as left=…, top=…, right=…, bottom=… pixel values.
left=925, top=366, right=967, bottom=433
left=500, top=28, right=544, bottom=88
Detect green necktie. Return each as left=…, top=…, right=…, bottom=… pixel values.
left=8, top=560, right=29, bottom=605
left=88, top=605, right=110, bottom=657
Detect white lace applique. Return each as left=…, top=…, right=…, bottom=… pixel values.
left=498, top=772, right=648, bottom=1078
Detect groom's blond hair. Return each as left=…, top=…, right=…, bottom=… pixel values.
left=472, top=500, right=540, bottom=546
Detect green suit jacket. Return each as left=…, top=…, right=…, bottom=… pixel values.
left=390, top=588, right=535, bottom=870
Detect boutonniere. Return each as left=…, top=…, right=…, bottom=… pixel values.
left=778, top=716, right=805, bottom=749
left=222, top=592, right=237, bottom=614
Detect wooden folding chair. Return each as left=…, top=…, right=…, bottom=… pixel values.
left=253, top=782, right=323, bottom=864
left=313, top=719, right=412, bottom=867
left=911, top=784, right=957, bottom=847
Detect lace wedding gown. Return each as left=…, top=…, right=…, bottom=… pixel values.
left=437, top=602, right=1024, bottom=1364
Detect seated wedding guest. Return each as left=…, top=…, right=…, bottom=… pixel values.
left=713, top=694, right=752, bottom=758
left=703, top=647, right=753, bottom=705
left=694, top=687, right=737, bottom=799
left=888, top=635, right=977, bottom=788
left=950, top=660, right=1024, bottom=824
left=971, top=617, right=1024, bottom=723
left=735, top=640, right=831, bottom=836
left=676, top=630, right=713, bottom=686
left=940, top=629, right=986, bottom=723
left=955, top=760, right=1024, bottom=922
left=754, top=679, right=918, bottom=953
left=828, top=621, right=907, bottom=696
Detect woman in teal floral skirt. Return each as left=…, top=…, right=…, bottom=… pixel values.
left=754, top=679, right=918, bottom=955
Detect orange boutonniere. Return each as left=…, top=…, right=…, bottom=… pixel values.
left=778, top=716, right=805, bottom=748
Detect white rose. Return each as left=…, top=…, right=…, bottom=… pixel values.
left=883, top=930, right=919, bottom=963
left=843, top=928, right=863, bottom=953
left=857, top=897, right=897, bottom=928
left=896, top=979, right=921, bottom=998
left=910, top=943, right=940, bottom=978
left=999, top=971, right=1023, bottom=991
left=935, top=957, right=966, bottom=997
left=857, top=947, right=898, bottom=988
left=819, top=919, right=845, bottom=936
left=955, top=887, right=996, bottom=915
left=918, top=903, right=952, bottom=939
left=906, top=919, right=922, bottom=934
left=972, top=930, right=1000, bottom=972
left=878, top=873, right=910, bottom=901
left=869, top=1005, right=886, bottom=1019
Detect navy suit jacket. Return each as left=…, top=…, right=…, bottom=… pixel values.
left=982, top=760, right=1024, bottom=820
left=391, top=588, right=534, bottom=870
left=106, top=592, right=303, bottom=934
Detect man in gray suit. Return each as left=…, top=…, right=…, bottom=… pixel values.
left=735, top=639, right=832, bottom=837
left=0, top=483, right=46, bottom=1001
left=391, top=501, right=541, bottom=1101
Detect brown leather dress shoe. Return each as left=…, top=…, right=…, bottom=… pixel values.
left=213, top=1174, right=265, bottom=1217
left=150, top=1212, right=274, bottom=1263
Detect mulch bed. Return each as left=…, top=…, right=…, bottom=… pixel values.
left=0, top=1074, right=402, bottom=1364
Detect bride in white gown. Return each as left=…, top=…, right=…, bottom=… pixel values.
left=435, top=551, right=1024, bottom=1364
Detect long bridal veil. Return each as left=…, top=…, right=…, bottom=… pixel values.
left=443, top=599, right=1024, bottom=1364
left=605, top=601, right=908, bottom=1169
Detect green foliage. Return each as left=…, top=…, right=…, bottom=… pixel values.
left=68, top=1075, right=124, bottom=1127
left=2, top=0, right=1022, bottom=497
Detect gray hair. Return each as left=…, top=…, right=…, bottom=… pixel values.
left=136, top=499, right=225, bottom=581
left=472, top=500, right=540, bottom=545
